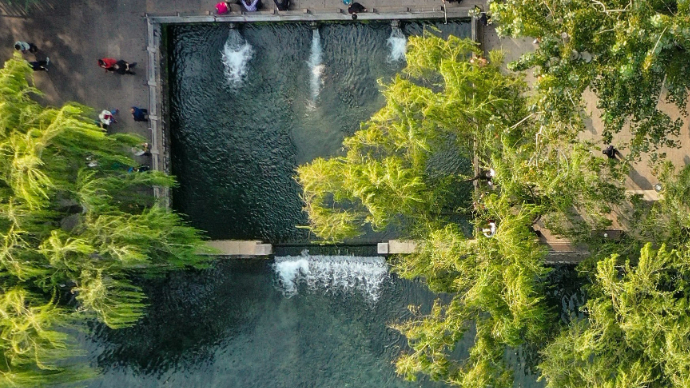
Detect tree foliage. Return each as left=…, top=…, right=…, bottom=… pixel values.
left=540, top=243, right=690, bottom=388
left=0, top=54, right=209, bottom=386
left=297, top=34, right=627, bottom=387
left=491, top=0, right=690, bottom=156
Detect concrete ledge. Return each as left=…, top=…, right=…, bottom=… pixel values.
left=378, top=240, right=418, bottom=254
left=205, top=240, right=273, bottom=256
left=147, top=8, right=472, bottom=23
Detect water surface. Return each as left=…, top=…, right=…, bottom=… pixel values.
left=168, top=21, right=471, bottom=242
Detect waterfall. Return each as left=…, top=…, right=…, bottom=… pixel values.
left=273, top=254, right=388, bottom=301
left=221, top=29, right=254, bottom=86
left=307, top=28, right=324, bottom=106
left=387, top=27, right=407, bottom=62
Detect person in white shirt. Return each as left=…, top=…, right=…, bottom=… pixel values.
left=241, top=0, right=261, bottom=12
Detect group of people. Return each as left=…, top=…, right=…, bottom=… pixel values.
left=215, top=0, right=275, bottom=13
left=97, top=58, right=137, bottom=75
left=97, top=107, right=149, bottom=129
left=14, top=40, right=50, bottom=71
left=214, top=0, right=366, bottom=15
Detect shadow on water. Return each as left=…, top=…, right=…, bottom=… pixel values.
left=87, top=261, right=265, bottom=375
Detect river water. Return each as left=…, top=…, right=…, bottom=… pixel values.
left=74, top=20, right=561, bottom=388
left=81, top=257, right=561, bottom=388
left=167, top=21, right=471, bottom=242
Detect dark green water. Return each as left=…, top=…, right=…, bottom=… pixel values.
left=75, top=20, right=563, bottom=388
left=81, top=258, right=561, bottom=388
left=168, top=21, right=471, bottom=242
left=82, top=258, right=451, bottom=388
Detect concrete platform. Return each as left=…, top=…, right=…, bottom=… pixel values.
left=205, top=240, right=273, bottom=256
left=378, top=240, right=418, bottom=254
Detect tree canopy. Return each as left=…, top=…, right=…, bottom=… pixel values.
left=0, top=54, right=208, bottom=386
left=491, top=0, right=690, bottom=157
left=297, top=34, right=628, bottom=387
left=540, top=242, right=690, bottom=388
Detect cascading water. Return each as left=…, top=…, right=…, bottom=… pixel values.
left=307, top=28, right=324, bottom=106
left=221, top=29, right=254, bottom=86
left=387, top=27, right=407, bottom=62
left=273, top=254, right=388, bottom=301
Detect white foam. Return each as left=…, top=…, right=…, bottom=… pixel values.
left=307, top=29, right=324, bottom=105
left=273, top=254, right=389, bottom=301
left=221, top=30, right=254, bottom=86
left=387, top=27, right=407, bottom=62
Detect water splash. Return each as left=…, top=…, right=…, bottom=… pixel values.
left=387, top=27, right=407, bottom=62
left=221, top=30, right=254, bottom=86
left=273, top=254, right=389, bottom=301
left=307, top=28, right=324, bottom=106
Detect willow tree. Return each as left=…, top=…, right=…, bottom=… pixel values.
left=297, top=34, right=625, bottom=387
left=490, top=0, right=690, bottom=157
left=540, top=242, right=690, bottom=388
left=0, top=54, right=208, bottom=385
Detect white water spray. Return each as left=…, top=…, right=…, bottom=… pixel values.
left=307, top=28, right=324, bottom=106
left=221, top=29, right=254, bottom=86
left=387, top=27, right=407, bottom=62
left=273, top=254, right=389, bottom=301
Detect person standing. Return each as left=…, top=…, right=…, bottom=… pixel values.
left=14, top=41, right=38, bottom=54
left=273, top=0, right=290, bottom=11
left=602, top=145, right=622, bottom=160
left=348, top=2, right=366, bottom=13
left=241, top=0, right=261, bottom=12
left=215, top=1, right=230, bottom=14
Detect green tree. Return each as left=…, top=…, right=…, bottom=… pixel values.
left=297, top=34, right=625, bottom=387
left=491, top=0, right=690, bottom=157
left=540, top=242, right=690, bottom=388
left=0, top=54, right=209, bottom=385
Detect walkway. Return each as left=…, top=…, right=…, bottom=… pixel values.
left=0, top=0, right=485, bottom=149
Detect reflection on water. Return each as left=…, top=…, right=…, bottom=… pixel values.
left=168, top=21, right=471, bottom=242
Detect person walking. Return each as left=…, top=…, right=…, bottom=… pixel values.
left=98, top=58, right=118, bottom=72
left=131, top=107, right=149, bottom=122
left=15, top=41, right=38, bottom=53
left=602, top=145, right=622, bottom=160
left=113, top=60, right=136, bottom=75
left=98, top=109, right=118, bottom=129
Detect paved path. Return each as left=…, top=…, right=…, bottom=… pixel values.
left=0, top=0, right=482, bottom=141
left=1, top=0, right=686, bottom=190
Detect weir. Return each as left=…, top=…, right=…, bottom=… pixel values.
left=273, top=254, right=388, bottom=301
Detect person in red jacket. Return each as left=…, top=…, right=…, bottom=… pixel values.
left=98, top=58, right=118, bottom=72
